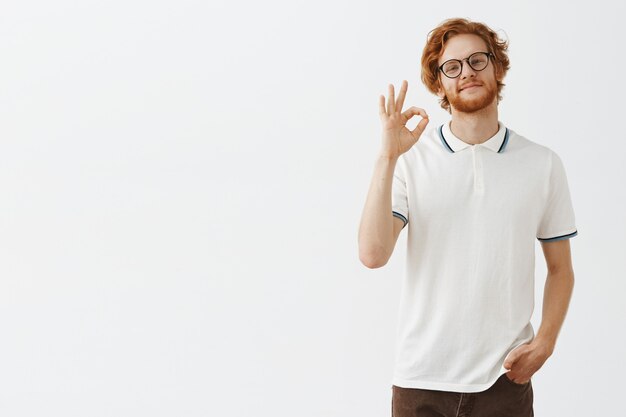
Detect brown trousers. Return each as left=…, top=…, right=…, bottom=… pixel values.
left=391, top=373, right=533, bottom=417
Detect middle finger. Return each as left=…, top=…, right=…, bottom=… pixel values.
left=395, top=80, right=408, bottom=113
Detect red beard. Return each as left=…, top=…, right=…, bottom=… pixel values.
left=447, top=81, right=497, bottom=113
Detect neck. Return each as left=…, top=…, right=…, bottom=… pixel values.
left=449, top=100, right=499, bottom=145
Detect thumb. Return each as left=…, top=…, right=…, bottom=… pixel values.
left=503, top=361, right=512, bottom=370
left=503, top=355, right=516, bottom=370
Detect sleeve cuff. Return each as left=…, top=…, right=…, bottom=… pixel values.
left=392, top=211, right=408, bottom=228
left=537, top=230, right=578, bottom=242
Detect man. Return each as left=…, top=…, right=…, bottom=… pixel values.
left=358, top=17, right=577, bottom=417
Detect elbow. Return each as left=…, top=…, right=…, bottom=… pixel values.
left=358, top=247, right=390, bottom=269
left=547, top=266, right=575, bottom=279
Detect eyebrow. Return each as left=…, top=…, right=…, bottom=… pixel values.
left=439, top=51, right=487, bottom=66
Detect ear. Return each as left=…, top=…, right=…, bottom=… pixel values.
left=494, top=63, right=504, bottom=82
left=436, top=83, right=445, bottom=99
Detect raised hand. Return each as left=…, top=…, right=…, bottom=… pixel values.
left=378, top=80, right=429, bottom=158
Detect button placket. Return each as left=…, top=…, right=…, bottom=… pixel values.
left=471, top=146, right=484, bottom=194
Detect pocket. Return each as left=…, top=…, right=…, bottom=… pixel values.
left=503, top=373, right=530, bottom=387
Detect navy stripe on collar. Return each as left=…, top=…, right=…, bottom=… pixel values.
left=497, top=128, right=510, bottom=153
left=438, top=124, right=455, bottom=153
left=437, top=123, right=509, bottom=153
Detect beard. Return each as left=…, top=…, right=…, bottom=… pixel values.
left=446, top=80, right=497, bottom=113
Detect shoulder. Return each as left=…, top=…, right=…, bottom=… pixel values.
left=506, top=128, right=549, bottom=152
left=505, top=128, right=559, bottom=164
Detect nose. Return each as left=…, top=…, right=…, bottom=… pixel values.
left=460, top=59, right=477, bottom=79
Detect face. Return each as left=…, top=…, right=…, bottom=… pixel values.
left=436, top=33, right=501, bottom=113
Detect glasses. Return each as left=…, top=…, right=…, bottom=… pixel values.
left=437, top=52, right=494, bottom=79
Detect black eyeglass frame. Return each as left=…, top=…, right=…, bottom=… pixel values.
left=437, top=51, right=495, bottom=79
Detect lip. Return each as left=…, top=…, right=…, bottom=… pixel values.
left=460, top=83, right=482, bottom=91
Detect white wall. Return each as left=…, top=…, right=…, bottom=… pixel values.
left=0, top=0, right=623, bottom=415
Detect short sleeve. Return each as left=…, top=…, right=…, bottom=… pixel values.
left=391, top=160, right=409, bottom=229
left=536, top=151, right=578, bottom=242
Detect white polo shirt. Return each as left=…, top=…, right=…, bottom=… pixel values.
left=390, top=120, right=578, bottom=393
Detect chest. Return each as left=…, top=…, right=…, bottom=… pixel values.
left=405, top=147, right=547, bottom=227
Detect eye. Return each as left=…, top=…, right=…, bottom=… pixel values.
left=470, top=56, right=486, bottom=65
left=444, top=62, right=460, bottom=72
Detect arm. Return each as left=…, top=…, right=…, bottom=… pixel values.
left=534, top=238, right=576, bottom=355
left=503, top=238, right=575, bottom=382
left=358, top=155, right=406, bottom=269
left=358, top=80, right=429, bottom=268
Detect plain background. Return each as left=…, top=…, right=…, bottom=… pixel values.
left=0, top=0, right=624, bottom=416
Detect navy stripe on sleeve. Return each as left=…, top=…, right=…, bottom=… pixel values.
left=392, top=211, right=408, bottom=228
left=537, top=230, right=578, bottom=242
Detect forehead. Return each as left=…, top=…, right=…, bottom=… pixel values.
left=439, top=34, right=488, bottom=62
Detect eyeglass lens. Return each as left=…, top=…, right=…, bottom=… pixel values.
left=442, top=53, right=489, bottom=78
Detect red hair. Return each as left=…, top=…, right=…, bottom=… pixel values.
left=421, top=18, right=511, bottom=113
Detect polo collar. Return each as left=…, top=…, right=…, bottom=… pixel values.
left=437, top=120, right=510, bottom=153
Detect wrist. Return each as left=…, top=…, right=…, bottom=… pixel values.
left=378, top=152, right=400, bottom=162
left=532, top=336, right=556, bottom=356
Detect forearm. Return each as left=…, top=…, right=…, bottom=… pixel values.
left=534, top=268, right=575, bottom=354
left=358, top=155, right=398, bottom=268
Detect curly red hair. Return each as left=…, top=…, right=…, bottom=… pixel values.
left=421, top=18, right=510, bottom=113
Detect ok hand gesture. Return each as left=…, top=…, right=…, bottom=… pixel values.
left=379, top=80, right=429, bottom=158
